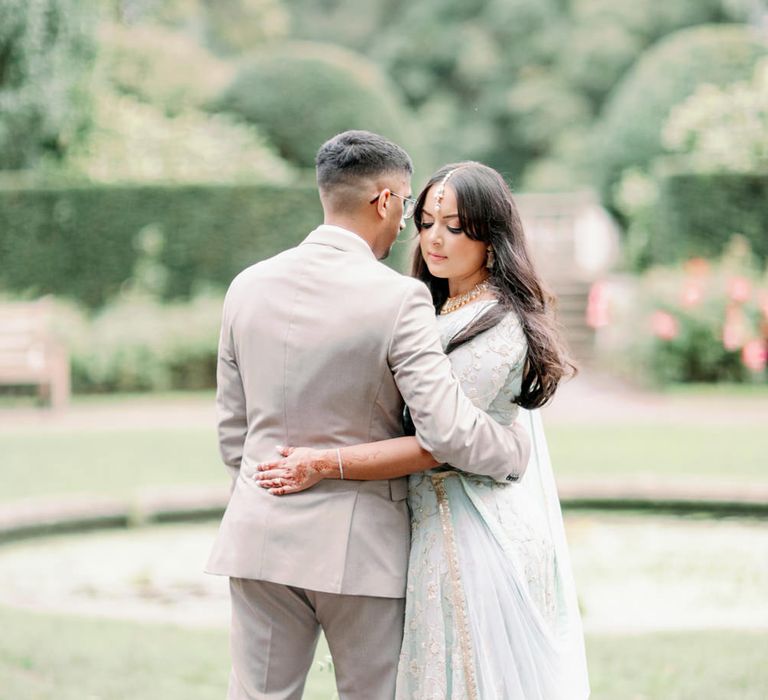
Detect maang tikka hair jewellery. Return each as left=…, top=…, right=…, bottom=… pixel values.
left=434, top=167, right=466, bottom=212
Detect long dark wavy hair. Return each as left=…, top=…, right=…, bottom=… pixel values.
left=411, top=162, right=576, bottom=409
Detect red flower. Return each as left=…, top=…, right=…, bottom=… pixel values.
left=723, top=304, right=748, bottom=351
left=680, top=280, right=703, bottom=308
left=742, top=339, right=767, bottom=373
left=684, top=257, right=710, bottom=276
left=650, top=311, right=678, bottom=341
left=728, top=276, right=752, bottom=303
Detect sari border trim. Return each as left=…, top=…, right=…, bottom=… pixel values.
left=432, top=472, right=480, bottom=700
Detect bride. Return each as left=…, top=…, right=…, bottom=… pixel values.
left=255, top=162, right=590, bottom=699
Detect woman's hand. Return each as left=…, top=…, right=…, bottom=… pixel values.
left=253, top=446, right=329, bottom=495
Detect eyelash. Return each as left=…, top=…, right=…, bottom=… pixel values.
left=419, top=222, right=464, bottom=235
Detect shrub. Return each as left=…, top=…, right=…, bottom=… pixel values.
left=49, top=291, right=222, bottom=393
left=593, top=237, right=768, bottom=384
left=96, top=22, right=235, bottom=115
left=60, top=91, right=293, bottom=184
left=662, top=57, right=768, bottom=173
left=215, top=42, right=414, bottom=168
left=593, top=24, right=767, bottom=199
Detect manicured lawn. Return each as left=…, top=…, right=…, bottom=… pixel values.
left=1, top=605, right=766, bottom=699
left=547, top=424, right=767, bottom=481
left=0, top=429, right=226, bottom=504
left=0, top=421, right=765, bottom=504
left=661, top=382, right=768, bottom=398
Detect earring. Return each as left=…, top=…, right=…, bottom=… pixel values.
left=486, top=246, right=495, bottom=270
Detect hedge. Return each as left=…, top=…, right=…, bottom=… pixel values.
left=0, top=182, right=326, bottom=307
left=654, top=171, right=768, bottom=263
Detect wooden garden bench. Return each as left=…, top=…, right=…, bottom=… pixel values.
left=0, top=300, right=70, bottom=408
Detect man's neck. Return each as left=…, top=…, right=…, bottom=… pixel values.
left=323, top=216, right=377, bottom=252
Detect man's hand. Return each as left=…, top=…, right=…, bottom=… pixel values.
left=253, top=446, right=327, bottom=495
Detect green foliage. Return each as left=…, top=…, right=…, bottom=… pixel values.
left=372, top=0, right=566, bottom=180
left=96, top=21, right=235, bottom=114
left=60, top=90, right=293, bottom=184
left=597, top=237, right=768, bottom=384
left=0, top=0, right=95, bottom=169
left=663, top=58, right=768, bottom=173
left=60, top=20, right=292, bottom=185
left=0, top=182, right=322, bottom=307
left=555, top=0, right=736, bottom=108
left=358, top=0, right=742, bottom=187
left=50, top=292, right=222, bottom=392
left=288, top=0, right=400, bottom=52
left=593, top=24, right=767, bottom=199
left=203, top=0, right=289, bottom=54
left=613, top=168, right=660, bottom=269
left=655, top=170, right=768, bottom=263
left=615, top=57, right=768, bottom=270
left=215, top=42, right=415, bottom=168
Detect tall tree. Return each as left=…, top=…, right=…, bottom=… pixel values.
left=0, top=0, right=96, bottom=169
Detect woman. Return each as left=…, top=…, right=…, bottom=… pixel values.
left=255, top=162, right=590, bottom=699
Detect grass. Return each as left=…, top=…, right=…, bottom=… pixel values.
left=660, top=382, right=768, bottom=397
left=0, top=429, right=225, bottom=504
left=0, top=421, right=765, bottom=504
left=1, top=605, right=766, bottom=699
left=547, top=424, right=767, bottom=481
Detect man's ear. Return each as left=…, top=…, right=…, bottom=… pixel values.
left=375, top=189, right=391, bottom=219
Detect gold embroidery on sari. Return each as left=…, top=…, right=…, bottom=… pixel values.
left=432, top=472, right=479, bottom=700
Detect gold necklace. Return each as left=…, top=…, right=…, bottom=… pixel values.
left=440, top=280, right=491, bottom=315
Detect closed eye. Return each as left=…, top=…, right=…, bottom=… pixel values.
left=419, top=221, right=434, bottom=230
left=447, top=226, right=463, bottom=234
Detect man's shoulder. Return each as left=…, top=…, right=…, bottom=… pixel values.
left=226, top=246, right=300, bottom=290
left=390, top=273, right=431, bottom=302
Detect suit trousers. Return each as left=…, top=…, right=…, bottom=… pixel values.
left=228, top=578, right=405, bottom=700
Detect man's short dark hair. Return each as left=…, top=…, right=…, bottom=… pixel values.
left=316, top=130, right=412, bottom=192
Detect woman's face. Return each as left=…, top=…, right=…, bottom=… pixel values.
left=418, top=184, right=488, bottom=291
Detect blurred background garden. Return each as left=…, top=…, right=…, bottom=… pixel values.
left=0, top=0, right=767, bottom=698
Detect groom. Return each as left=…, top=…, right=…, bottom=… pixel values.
left=207, top=130, right=531, bottom=699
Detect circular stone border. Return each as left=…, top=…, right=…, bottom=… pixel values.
left=1, top=481, right=767, bottom=544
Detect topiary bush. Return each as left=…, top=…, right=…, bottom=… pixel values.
left=593, top=24, right=767, bottom=200
left=214, top=42, right=414, bottom=168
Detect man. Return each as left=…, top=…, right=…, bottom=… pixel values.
left=206, top=130, right=530, bottom=699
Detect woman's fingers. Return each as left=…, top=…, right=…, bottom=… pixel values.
left=254, top=468, right=285, bottom=481
left=257, top=461, right=282, bottom=471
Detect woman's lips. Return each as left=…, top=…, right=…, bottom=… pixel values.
left=427, top=252, right=447, bottom=262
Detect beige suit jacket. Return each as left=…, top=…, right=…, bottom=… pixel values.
left=206, top=225, right=531, bottom=598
